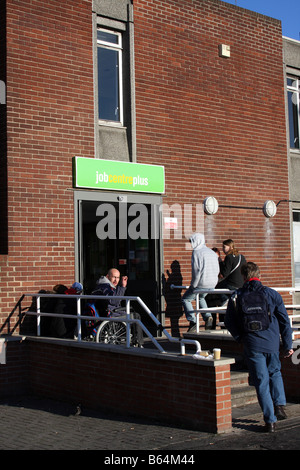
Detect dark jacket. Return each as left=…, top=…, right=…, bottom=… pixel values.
left=92, top=276, right=126, bottom=317
left=225, top=280, right=293, bottom=353
left=50, top=287, right=78, bottom=338
left=219, top=253, right=246, bottom=289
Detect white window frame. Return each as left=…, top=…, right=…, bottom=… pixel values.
left=293, top=210, right=300, bottom=287
left=97, top=28, right=123, bottom=126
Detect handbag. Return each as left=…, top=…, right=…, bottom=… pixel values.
left=229, top=255, right=241, bottom=275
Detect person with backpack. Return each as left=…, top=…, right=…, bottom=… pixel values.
left=225, top=262, right=294, bottom=433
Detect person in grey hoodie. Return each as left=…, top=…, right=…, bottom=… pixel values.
left=182, top=233, right=219, bottom=331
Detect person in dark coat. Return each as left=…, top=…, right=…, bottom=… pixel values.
left=225, top=262, right=294, bottom=432
left=50, top=283, right=83, bottom=338
left=92, top=269, right=144, bottom=346
left=214, top=239, right=247, bottom=318
left=218, top=239, right=247, bottom=293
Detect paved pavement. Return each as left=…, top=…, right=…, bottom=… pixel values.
left=1, top=395, right=300, bottom=453
left=1, top=338, right=300, bottom=454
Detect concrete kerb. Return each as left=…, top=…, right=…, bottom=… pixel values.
left=24, top=334, right=236, bottom=367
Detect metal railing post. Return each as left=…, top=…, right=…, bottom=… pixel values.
left=125, top=299, right=131, bottom=348
left=36, top=295, right=41, bottom=337
left=77, top=296, right=82, bottom=342
left=196, top=293, right=199, bottom=332
left=136, top=296, right=201, bottom=355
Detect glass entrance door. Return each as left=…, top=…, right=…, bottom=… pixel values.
left=76, top=192, right=162, bottom=332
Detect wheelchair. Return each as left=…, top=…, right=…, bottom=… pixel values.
left=95, top=319, right=128, bottom=345
left=83, top=302, right=140, bottom=346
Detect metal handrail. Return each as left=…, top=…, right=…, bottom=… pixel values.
left=170, top=285, right=300, bottom=338
left=23, top=293, right=201, bottom=356
left=170, top=284, right=234, bottom=332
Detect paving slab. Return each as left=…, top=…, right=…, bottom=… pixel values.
left=0, top=396, right=300, bottom=453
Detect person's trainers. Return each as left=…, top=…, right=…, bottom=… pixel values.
left=275, top=405, right=287, bottom=420
left=205, top=316, right=213, bottom=330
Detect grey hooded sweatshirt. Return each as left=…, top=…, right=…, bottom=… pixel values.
left=189, top=233, right=219, bottom=289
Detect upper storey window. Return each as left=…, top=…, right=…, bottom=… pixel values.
left=287, top=76, right=300, bottom=150
left=97, top=29, right=123, bottom=124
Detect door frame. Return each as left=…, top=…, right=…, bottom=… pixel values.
left=73, top=190, right=164, bottom=324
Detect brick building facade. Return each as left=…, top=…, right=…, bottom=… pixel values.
left=0, top=0, right=294, bottom=335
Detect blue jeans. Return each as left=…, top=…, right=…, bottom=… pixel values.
left=182, top=286, right=212, bottom=323
left=217, top=283, right=236, bottom=304
left=245, top=349, right=286, bottom=423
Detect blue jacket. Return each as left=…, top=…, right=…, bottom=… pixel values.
left=225, top=280, right=293, bottom=353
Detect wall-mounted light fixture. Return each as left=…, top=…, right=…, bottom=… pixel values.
left=263, top=200, right=277, bottom=218
left=203, top=196, right=219, bottom=215
left=218, top=44, right=230, bottom=58
left=203, top=197, right=279, bottom=218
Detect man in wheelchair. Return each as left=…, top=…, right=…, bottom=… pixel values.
left=85, top=268, right=144, bottom=347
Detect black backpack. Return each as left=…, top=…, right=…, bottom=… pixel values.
left=236, top=285, right=271, bottom=333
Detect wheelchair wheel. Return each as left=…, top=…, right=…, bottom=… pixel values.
left=95, top=320, right=128, bottom=345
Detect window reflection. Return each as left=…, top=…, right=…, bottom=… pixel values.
left=287, top=77, right=300, bottom=150
left=97, top=29, right=122, bottom=123
left=293, top=212, right=300, bottom=287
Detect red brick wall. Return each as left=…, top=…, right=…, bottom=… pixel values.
left=0, top=0, right=293, bottom=333
left=0, top=338, right=29, bottom=396
left=134, top=0, right=292, bottom=327
left=0, top=0, right=95, bottom=323
left=26, top=339, right=232, bottom=433
left=0, top=1, right=7, bottom=256
left=1, top=338, right=298, bottom=431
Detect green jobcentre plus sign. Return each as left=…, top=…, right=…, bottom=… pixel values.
left=73, top=157, right=165, bottom=194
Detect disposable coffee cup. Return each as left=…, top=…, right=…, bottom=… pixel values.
left=213, top=348, right=221, bottom=360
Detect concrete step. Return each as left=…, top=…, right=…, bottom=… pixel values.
left=231, top=369, right=258, bottom=408
left=231, top=370, right=251, bottom=388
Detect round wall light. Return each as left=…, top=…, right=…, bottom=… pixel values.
left=203, top=196, right=219, bottom=215
left=263, top=200, right=277, bottom=218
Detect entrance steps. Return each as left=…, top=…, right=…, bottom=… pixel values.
left=227, top=353, right=258, bottom=408
left=182, top=330, right=258, bottom=409
left=230, top=369, right=258, bottom=408
left=146, top=335, right=258, bottom=409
